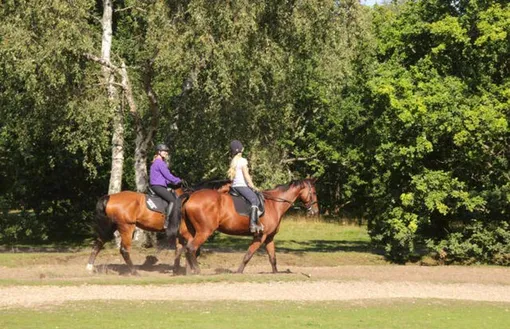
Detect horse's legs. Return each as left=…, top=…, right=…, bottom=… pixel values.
left=264, top=236, right=278, bottom=273
left=184, top=249, right=195, bottom=275
left=185, top=232, right=211, bottom=275
left=118, top=224, right=137, bottom=275
left=173, top=235, right=190, bottom=275
left=174, top=241, right=184, bottom=270
left=237, top=235, right=267, bottom=274
left=173, top=222, right=195, bottom=275
left=86, top=238, right=104, bottom=272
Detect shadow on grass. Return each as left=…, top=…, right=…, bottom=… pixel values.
left=0, top=244, right=85, bottom=253
left=93, top=256, right=176, bottom=275
left=205, top=236, right=382, bottom=255
left=278, top=240, right=375, bottom=253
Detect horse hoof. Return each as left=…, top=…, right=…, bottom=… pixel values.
left=86, top=264, right=94, bottom=272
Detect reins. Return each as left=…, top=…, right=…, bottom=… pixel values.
left=262, top=180, right=317, bottom=211
left=261, top=193, right=293, bottom=204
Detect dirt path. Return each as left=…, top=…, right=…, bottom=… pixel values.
left=1, top=265, right=509, bottom=308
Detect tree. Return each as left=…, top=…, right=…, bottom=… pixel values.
left=363, top=0, right=510, bottom=263
left=0, top=0, right=111, bottom=240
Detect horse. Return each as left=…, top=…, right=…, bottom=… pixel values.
left=86, top=180, right=230, bottom=275
left=174, top=178, right=319, bottom=275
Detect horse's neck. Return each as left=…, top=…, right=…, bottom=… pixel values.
left=266, top=186, right=300, bottom=213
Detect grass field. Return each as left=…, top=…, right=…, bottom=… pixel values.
left=0, top=217, right=508, bottom=328
left=0, top=218, right=385, bottom=269
left=1, top=300, right=509, bottom=329
left=0, top=219, right=387, bottom=286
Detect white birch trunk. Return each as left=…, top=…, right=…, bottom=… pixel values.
left=101, top=0, right=124, bottom=195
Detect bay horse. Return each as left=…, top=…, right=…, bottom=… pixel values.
left=174, top=178, right=319, bottom=274
left=86, top=180, right=230, bottom=275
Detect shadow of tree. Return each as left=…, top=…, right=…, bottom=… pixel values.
left=0, top=245, right=82, bottom=253
left=278, top=240, right=374, bottom=253
left=205, top=237, right=383, bottom=255
left=93, top=256, right=175, bottom=275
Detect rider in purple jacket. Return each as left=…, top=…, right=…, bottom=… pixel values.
left=149, top=144, right=182, bottom=233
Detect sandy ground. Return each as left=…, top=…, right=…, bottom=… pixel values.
left=1, top=263, right=509, bottom=309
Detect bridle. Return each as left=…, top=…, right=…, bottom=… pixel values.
left=302, top=180, right=318, bottom=214
left=262, top=180, right=318, bottom=214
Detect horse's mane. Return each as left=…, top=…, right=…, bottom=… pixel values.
left=272, top=179, right=306, bottom=192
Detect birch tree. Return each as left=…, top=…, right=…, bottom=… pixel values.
left=100, top=0, right=124, bottom=194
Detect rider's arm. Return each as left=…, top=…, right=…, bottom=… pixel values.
left=241, top=165, right=257, bottom=191
left=158, top=161, right=182, bottom=185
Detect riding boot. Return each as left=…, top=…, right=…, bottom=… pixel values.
left=163, top=202, right=174, bottom=229
left=249, top=206, right=263, bottom=234
left=170, top=201, right=181, bottom=231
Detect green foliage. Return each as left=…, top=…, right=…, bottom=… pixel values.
left=427, top=220, right=510, bottom=265
left=0, top=0, right=111, bottom=239
left=363, top=0, right=510, bottom=262
left=370, top=207, right=418, bottom=263
left=0, top=211, right=47, bottom=244
left=1, top=0, right=508, bottom=266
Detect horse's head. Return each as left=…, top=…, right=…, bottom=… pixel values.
left=298, top=178, right=319, bottom=217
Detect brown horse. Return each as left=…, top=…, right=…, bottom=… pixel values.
left=86, top=180, right=229, bottom=275
left=174, top=178, right=319, bottom=274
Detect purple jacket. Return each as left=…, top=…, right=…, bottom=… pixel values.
left=149, top=158, right=181, bottom=186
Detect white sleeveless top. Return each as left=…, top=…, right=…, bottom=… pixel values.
left=231, top=157, right=248, bottom=187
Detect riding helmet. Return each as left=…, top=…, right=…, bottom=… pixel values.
left=156, top=143, right=170, bottom=152
left=230, top=140, right=243, bottom=155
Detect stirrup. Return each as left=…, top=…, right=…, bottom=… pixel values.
left=250, top=223, right=264, bottom=234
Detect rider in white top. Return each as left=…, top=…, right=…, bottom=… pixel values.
left=232, top=157, right=249, bottom=187
left=228, top=140, right=263, bottom=234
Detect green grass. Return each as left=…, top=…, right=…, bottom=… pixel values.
left=0, top=220, right=387, bottom=286
left=206, top=218, right=373, bottom=253
left=0, top=219, right=382, bottom=268
left=1, top=300, right=509, bottom=329
left=0, top=250, right=89, bottom=267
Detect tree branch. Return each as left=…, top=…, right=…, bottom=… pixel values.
left=142, top=59, right=160, bottom=148
left=84, top=53, right=136, bottom=114
left=116, top=6, right=146, bottom=13
left=84, top=53, right=120, bottom=72
left=281, top=156, right=318, bottom=164
left=120, top=61, right=137, bottom=114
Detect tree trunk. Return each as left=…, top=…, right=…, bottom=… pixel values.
left=101, top=0, right=124, bottom=195
left=135, top=60, right=162, bottom=247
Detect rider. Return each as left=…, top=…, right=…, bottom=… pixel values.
left=149, top=143, right=182, bottom=233
left=227, top=140, right=263, bottom=234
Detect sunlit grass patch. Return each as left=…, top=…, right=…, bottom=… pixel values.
left=1, top=299, right=509, bottom=329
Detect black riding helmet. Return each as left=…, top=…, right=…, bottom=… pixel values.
left=230, top=140, right=243, bottom=155
left=156, top=143, right=170, bottom=152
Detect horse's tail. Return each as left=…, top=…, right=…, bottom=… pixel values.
left=95, top=195, right=116, bottom=242
left=178, top=193, right=202, bottom=257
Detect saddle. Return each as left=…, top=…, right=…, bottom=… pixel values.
left=229, top=188, right=265, bottom=217
left=145, top=187, right=176, bottom=214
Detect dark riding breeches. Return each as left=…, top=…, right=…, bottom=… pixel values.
left=232, top=186, right=260, bottom=207
left=150, top=185, right=176, bottom=204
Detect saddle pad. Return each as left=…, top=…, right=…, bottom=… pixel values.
left=145, top=194, right=168, bottom=214
left=230, top=193, right=265, bottom=217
